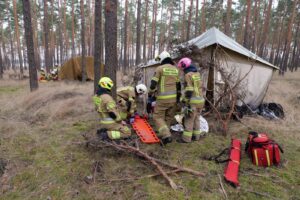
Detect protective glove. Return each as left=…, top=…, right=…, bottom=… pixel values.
left=129, top=117, right=135, bottom=124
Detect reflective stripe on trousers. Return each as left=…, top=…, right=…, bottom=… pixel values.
left=100, top=117, right=115, bottom=124
left=157, top=91, right=177, bottom=100
left=111, top=131, right=121, bottom=139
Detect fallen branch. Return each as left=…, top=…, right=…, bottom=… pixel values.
left=98, top=169, right=181, bottom=182
left=243, top=189, right=280, bottom=200
left=218, top=174, right=228, bottom=200
left=152, top=158, right=205, bottom=177
left=84, top=136, right=205, bottom=189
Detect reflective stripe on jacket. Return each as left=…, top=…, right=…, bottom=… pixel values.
left=150, top=64, right=179, bottom=100
left=184, top=72, right=204, bottom=105
left=93, top=94, right=121, bottom=123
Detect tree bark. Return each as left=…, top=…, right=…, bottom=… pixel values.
left=195, top=0, right=199, bottom=36
left=80, top=0, right=87, bottom=81
left=94, top=0, right=102, bottom=93
left=201, top=0, right=206, bottom=33
left=143, top=0, right=149, bottom=62
left=258, top=0, right=273, bottom=57
left=224, top=0, right=232, bottom=36
left=187, top=0, right=194, bottom=40
left=182, top=0, right=186, bottom=40
left=22, top=0, right=39, bottom=91
left=243, top=0, right=251, bottom=49
left=63, top=0, right=69, bottom=60
left=151, top=0, right=158, bottom=58
left=251, top=0, right=260, bottom=52
left=123, top=0, right=128, bottom=71
left=32, top=0, right=41, bottom=70
left=135, top=0, right=142, bottom=65
left=104, top=0, right=118, bottom=98
left=71, top=0, right=76, bottom=56
left=43, top=0, right=51, bottom=72
left=166, top=1, right=174, bottom=50
left=13, top=0, right=24, bottom=77
left=280, top=0, right=298, bottom=74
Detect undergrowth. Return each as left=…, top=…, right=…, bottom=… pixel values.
left=0, top=71, right=300, bottom=200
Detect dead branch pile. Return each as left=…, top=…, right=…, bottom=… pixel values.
left=83, top=134, right=205, bottom=190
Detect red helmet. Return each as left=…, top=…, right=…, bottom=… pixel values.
left=177, top=57, right=192, bottom=69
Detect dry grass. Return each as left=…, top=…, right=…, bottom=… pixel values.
left=0, top=70, right=300, bottom=199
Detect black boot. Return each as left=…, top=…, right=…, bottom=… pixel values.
left=161, top=137, right=173, bottom=145
left=96, top=128, right=110, bottom=141
left=176, top=138, right=190, bottom=143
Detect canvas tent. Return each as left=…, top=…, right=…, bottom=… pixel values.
left=59, top=56, right=103, bottom=80
left=141, top=27, right=278, bottom=109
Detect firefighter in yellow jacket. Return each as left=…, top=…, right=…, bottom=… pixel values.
left=117, top=84, right=147, bottom=120
left=177, top=57, right=205, bottom=143
left=149, top=51, right=181, bottom=145
left=93, top=77, right=131, bottom=141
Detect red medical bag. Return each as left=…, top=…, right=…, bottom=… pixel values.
left=245, top=131, right=283, bottom=167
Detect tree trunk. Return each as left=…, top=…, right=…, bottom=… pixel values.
left=63, top=0, right=69, bottom=60
left=182, top=0, right=186, bottom=41
left=224, top=0, right=232, bottom=36
left=243, top=0, right=251, bottom=49
left=187, top=0, right=194, bottom=40
left=104, top=0, right=118, bottom=98
left=258, top=0, right=273, bottom=57
left=280, top=0, right=298, bottom=74
left=58, top=0, right=64, bottom=66
left=0, top=21, right=3, bottom=78
left=32, top=0, right=41, bottom=70
left=201, top=0, right=206, bottom=33
left=13, top=0, right=24, bottom=77
left=195, top=0, right=199, bottom=36
left=152, top=0, right=158, bottom=58
left=135, top=0, right=141, bottom=65
left=251, top=0, right=260, bottom=52
left=143, top=0, right=149, bottom=62
left=43, top=0, right=51, bottom=72
left=22, top=0, right=39, bottom=91
left=166, top=2, right=174, bottom=50
left=94, top=0, right=102, bottom=93
left=123, top=0, right=128, bottom=71
left=80, top=0, right=87, bottom=81
left=290, top=20, right=300, bottom=71
left=71, top=0, right=76, bottom=57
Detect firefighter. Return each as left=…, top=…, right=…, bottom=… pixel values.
left=39, top=68, right=47, bottom=81
left=93, top=77, right=131, bottom=141
left=177, top=57, right=205, bottom=143
left=117, top=84, right=147, bottom=121
left=148, top=51, right=181, bottom=145
left=50, top=68, right=58, bottom=81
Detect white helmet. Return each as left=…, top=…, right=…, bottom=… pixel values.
left=136, top=84, right=147, bottom=95
left=155, top=51, right=171, bottom=63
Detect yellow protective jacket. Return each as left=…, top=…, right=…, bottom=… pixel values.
left=149, top=64, right=180, bottom=100
left=184, top=71, right=205, bottom=107
left=93, top=93, right=121, bottom=124
left=117, top=86, right=136, bottom=116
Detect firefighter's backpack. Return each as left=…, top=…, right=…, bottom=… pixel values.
left=245, top=131, right=283, bottom=167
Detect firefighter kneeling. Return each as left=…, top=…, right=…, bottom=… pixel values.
left=117, top=84, right=147, bottom=121
left=93, top=77, right=131, bottom=141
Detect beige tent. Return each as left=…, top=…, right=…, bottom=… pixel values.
left=141, top=27, right=278, bottom=109
left=59, top=56, right=104, bottom=80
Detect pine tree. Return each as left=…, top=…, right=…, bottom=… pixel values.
left=22, top=0, right=38, bottom=91
left=80, top=0, right=87, bottom=81
left=13, top=0, right=24, bottom=77
left=43, top=0, right=51, bottom=72
left=94, top=0, right=102, bottom=93
left=224, top=0, right=232, bottom=36
left=104, top=0, right=118, bottom=98
left=135, top=0, right=141, bottom=65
